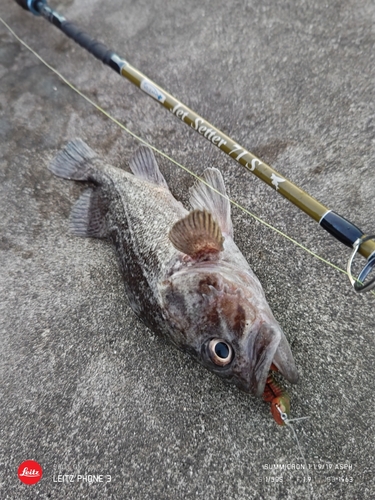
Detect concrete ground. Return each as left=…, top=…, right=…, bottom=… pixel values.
left=1, top=0, right=374, bottom=498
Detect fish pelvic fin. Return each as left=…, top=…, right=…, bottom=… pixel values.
left=49, top=139, right=97, bottom=180
left=70, top=188, right=109, bottom=238
left=189, top=168, right=233, bottom=238
left=129, top=146, right=168, bottom=188
left=169, top=209, right=224, bottom=259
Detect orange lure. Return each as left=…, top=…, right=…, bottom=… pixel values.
left=262, top=365, right=290, bottom=425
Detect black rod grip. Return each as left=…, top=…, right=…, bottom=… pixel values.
left=320, top=211, right=363, bottom=247
left=59, top=20, right=115, bottom=65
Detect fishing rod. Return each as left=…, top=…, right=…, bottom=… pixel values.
left=14, top=0, right=375, bottom=292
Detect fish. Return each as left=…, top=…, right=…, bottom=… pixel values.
left=49, top=139, right=299, bottom=421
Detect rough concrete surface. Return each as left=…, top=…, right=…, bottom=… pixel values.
left=1, top=0, right=374, bottom=499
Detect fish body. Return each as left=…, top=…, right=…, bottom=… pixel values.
left=49, top=139, right=298, bottom=403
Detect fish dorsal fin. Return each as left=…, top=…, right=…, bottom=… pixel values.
left=189, top=168, right=233, bottom=238
left=169, top=210, right=224, bottom=259
left=129, top=146, right=168, bottom=188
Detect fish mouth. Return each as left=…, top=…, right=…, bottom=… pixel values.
left=248, top=324, right=299, bottom=396
left=272, top=342, right=299, bottom=385
left=245, top=322, right=283, bottom=397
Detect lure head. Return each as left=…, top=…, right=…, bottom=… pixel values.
left=263, top=369, right=291, bottom=425
left=270, top=393, right=291, bottom=426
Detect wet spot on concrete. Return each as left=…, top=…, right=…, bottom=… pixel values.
left=252, top=139, right=290, bottom=165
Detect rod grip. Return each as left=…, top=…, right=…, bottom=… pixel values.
left=60, top=20, right=115, bottom=65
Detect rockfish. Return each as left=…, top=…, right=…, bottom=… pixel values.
left=49, top=139, right=299, bottom=423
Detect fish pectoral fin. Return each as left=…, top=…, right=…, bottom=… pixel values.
left=49, top=139, right=97, bottom=180
left=129, top=146, right=168, bottom=188
left=250, top=324, right=282, bottom=397
left=70, top=188, right=109, bottom=238
left=169, top=209, right=224, bottom=259
left=189, top=168, right=233, bottom=238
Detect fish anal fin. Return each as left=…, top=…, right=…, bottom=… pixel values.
left=70, top=188, right=108, bottom=238
left=169, top=210, right=224, bottom=259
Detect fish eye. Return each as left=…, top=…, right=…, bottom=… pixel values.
left=208, top=339, right=233, bottom=366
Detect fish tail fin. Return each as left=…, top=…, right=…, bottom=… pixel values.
left=129, top=146, right=168, bottom=188
left=49, top=139, right=97, bottom=181
left=70, top=188, right=109, bottom=238
left=189, top=168, right=233, bottom=237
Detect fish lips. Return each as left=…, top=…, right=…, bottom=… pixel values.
left=246, top=322, right=299, bottom=396
left=247, top=322, right=284, bottom=397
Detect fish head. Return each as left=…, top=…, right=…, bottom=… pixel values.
left=163, top=208, right=298, bottom=397
left=160, top=262, right=298, bottom=397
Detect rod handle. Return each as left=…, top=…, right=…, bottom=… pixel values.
left=59, top=20, right=115, bottom=65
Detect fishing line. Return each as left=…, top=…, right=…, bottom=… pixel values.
left=1, top=16, right=374, bottom=297
left=275, top=406, right=311, bottom=499
left=285, top=421, right=312, bottom=500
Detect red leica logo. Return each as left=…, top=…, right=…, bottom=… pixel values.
left=18, top=460, right=43, bottom=485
